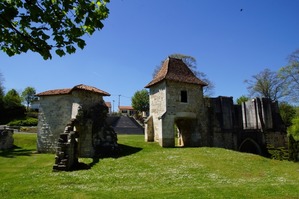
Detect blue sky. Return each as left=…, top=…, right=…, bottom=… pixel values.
left=1, top=0, right=299, bottom=111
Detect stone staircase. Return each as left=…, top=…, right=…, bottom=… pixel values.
left=113, top=116, right=144, bottom=135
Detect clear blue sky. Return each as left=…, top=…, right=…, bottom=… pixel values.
left=1, top=0, right=299, bottom=111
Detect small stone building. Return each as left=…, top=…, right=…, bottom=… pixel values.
left=145, top=57, right=208, bottom=147
left=36, top=84, right=110, bottom=157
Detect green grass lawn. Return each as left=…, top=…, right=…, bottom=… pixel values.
left=1, top=133, right=299, bottom=199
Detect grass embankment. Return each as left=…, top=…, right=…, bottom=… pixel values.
left=1, top=134, right=299, bottom=199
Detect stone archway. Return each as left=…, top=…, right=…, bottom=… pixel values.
left=239, top=138, right=262, bottom=155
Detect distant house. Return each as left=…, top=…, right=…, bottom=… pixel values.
left=119, top=106, right=135, bottom=116
left=36, top=84, right=110, bottom=157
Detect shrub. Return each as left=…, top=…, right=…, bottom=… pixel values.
left=7, top=117, right=38, bottom=126
left=26, top=111, right=38, bottom=118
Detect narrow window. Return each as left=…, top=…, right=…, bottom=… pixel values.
left=181, top=90, right=188, bottom=103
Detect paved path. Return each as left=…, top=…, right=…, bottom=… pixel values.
left=113, top=116, right=144, bottom=135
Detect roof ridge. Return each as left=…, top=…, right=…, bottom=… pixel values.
left=145, top=57, right=207, bottom=88
left=36, top=84, right=110, bottom=96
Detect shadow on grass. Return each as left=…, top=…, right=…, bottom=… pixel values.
left=0, top=145, right=34, bottom=158
left=96, top=144, right=143, bottom=159
left=71, top=144, right=143, bottom=171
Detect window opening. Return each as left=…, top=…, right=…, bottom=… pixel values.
left=181, top=90, right=188, bottom=103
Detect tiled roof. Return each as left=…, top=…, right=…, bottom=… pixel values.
left=36, top=84, right=110, bottom=96
left=145, top=57, right=208, bottom=88
left=119, top=106, right=134, bottom=110
left=36, top=88, right=71, bottom=96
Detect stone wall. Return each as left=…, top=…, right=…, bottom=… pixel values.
left=37, top=94, right=73, bottom=153
left=205, top=97, right=287, bottom=155
left=147, top=81, right=167, bottom=142
left=242, top=98, right=276, bottom=130
left=207, top=97, right=239, bottom=150
left=165, top=81, right=207, bottom=147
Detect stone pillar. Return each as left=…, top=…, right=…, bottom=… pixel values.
left=144, top=116, right=154, bottom=142
left=77, top=120, right=94, bottom=158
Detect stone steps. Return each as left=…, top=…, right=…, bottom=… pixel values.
left=113, top=116, right=144, bottom=135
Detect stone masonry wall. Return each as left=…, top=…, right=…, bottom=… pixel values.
left=37, top=95, right=73, bottom=153
left=148, top=81, right=167, bottom=142
left=165, top=81, right=206, bottom=147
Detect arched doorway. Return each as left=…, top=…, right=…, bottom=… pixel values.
left=239, top=138, right=262, bottom=155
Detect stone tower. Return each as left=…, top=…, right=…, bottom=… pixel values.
left=144, top=57, right=208, bottom=147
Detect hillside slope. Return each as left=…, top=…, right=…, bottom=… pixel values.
left=0, top=134, right=298, bottom=199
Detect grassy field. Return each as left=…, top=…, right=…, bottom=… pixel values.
left=0, top=133, right=299, bottom=199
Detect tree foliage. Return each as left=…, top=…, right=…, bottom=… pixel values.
left=278, top=49, right=299, bottom=103
left=131, top=89, right=149, bottom=112
left=288, top=117, right=299, bottom=140
left=4, top=89, right=22, bottom=108
left=236, top=95, right=249, bottom=105
left=0, top=72, right=4, bottom=105
left=153, top=54, right=215, bottom=96
left=279, top=102, right=296, bottom=127
left=244, top=68, right=288, bottom=101
left=0, top=72, right=5, bottom=123
left=0, top=0, right=110, bottom=59
left=22, top=86, right=36, bottom=110
left=2, top=89, right=25, bottom=124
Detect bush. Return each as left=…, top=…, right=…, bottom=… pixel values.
left=26, top=111, right=38, bottom=118
left=7, top=117, right=38, bottom=126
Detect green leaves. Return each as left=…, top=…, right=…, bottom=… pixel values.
left=132, top=89, right=150, bottom=112
left=55, top=49, right=66, bottom=57
left=0, top=0, right=110, bottom=59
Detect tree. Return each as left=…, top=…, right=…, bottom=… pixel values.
left=236, top=95, right=249, bottom=105
left=278, top=49, right=299, bottom=103
left=288, top=118, right=299, bottom=140
left=22, top=86, right=36, bottom=110
left=0, top=72, right=4, bottom=101
left=3, top=89, right=25, bottom=123
left=153, top=53, right=215, bottom=96
left=131, top=89, right=149, bottom=113
left=0, top=0, right=110, bottom=59
left=4, top=89, right=22, bottom=108
left=279, top=102, right=296, bottom=127
left=0, top=72, right=5, bottom=122
left=244, top=68, right=288, bottom=101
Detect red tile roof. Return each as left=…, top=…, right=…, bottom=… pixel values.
left=145, top=57, right=208, bottom=88
left=119, top=106, right=134, bottom=110
left=36, top=84, right=110, bottom=96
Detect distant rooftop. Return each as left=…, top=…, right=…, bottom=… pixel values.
left=36, top=84, right=110, bottom=96
left=119, top=106, right=134, bottom=111
left=145, top=57, right=208, bottom=88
